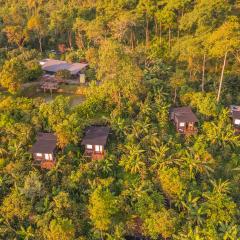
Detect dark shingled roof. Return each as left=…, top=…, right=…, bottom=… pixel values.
left=230, top=105, right=240, bottom=119
left=171, top=106, right=198, bottom=122
left=81, top=126, right=110, bottom=146
left=30, top=133, right=57, bottom=153
left=233, top=111, right=240, bottom=119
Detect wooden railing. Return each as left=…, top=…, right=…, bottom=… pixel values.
left=84, top=150, right=105, bottom=160
left=177, top=127, right=198, bottom=135
left=40, top=160, right=56, bottom=169
left=184, top=127, right=198, bottom=135
left=234, top=127, right=240, bottom=134
left=33, top=160, right=56, bottom=169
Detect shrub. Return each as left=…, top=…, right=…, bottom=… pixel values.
left=56, top=69, right=71, bottom=79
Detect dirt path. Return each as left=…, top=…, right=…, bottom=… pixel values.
left=21, top=81, right=41, bottom=89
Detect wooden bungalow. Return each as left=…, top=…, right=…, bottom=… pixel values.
left=30, top=133, right=57, bottom=169
left=170, top=106, right=198, bottom=135
left=230, top=105, right=240, bottom=133
left=81, top=126, right=110, bottom=160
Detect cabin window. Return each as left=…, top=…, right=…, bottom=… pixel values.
left=44, top=154, right=53, bottom=161
left=235, top=119, right=240, bottom=125
left=86, top=144, right=93, bottom=149
left=36, top=153, right=42, bottom=157
left=95, top=145, right=103, bottom=152
left=179, top=122, right=185, bottom=127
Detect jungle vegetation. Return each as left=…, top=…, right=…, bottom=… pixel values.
left=0, top=0, right=240, bottom=239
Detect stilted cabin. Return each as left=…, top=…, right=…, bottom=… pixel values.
left=230, top=105, right=240, bottom=133
left=81, top=126, right=110, bottom=160
left=170, top=107, right=198, bottom=135
left=30, top=133, right=57, bottom=169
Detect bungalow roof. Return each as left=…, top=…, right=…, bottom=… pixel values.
left=171, top=106, right=198, bottom=123
left=30, top=133, right=57, bottom=154
left=81, top=126, right=110, bottom=146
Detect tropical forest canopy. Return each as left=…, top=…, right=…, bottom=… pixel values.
left=0, top=0, right=240, bottom=239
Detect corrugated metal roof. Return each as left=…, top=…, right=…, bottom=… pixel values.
left=67, top=63, right=88, bottom=75
left=40, top=59, right=88, bottom=75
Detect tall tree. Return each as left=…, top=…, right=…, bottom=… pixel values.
left=27, top=14, right=47, bottom=52
left=207, top=17, right=240, bottom=102
left=137, top=0, right=156, bottom=47
left=0, top=58, right=28, bottom=93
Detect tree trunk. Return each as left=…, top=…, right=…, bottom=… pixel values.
left=38, top=36, right=42, bottom=52
left=174, top=88, right=177, bottom=104
left=160, top=22, right=162, bottom=44
left=189, top=70, right=192, bottom=81
left=201, top=53, right=206, bottom=92
left=133, top=31, right=136, bottom=48
left=154, top=16, right=158, bottom=36
left=68, top=31, right=72, bottom=49
left=145, top=15, right=150, bottom=47
left=217, top=51, right=228, bottom=103
left=118, top=92, right=122, bottom=110
left=18, top=36, right=26, bottom=49
left=168, top=27, right=171, bottom=50
left=188, top=56, right=193, bottom=81
left=130, top=30, right=135, bottom=50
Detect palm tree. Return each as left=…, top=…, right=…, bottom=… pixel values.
left=120, top=144, right=146, bottom=177
left=176, top=148, right=214, bottom=179
left=16, top=226, right=35, bottom=240
left=150, top=144, right=171, bottom=171
left=99, top=157, right=114, bottom=176
left=130, top=120, right=151, bottom=141
left=210, top=179, right=230, bottom=195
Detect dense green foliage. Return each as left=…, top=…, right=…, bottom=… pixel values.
left=0, top=0, right=240, bottom=239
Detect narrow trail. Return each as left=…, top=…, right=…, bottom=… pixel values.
left=21, top=81, right=41, bottom=89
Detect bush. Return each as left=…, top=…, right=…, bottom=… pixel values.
left=56, top=69, right=71, bottom=79
left=85, top=68, right=96, bottom=81
left=64, top=50, right=85, bottom=63
left=0, top=58, right=29, bottom=93
left=25, top=60, right=43, bottom=81
left=7, top=49, right=41, bottom=61
left=48, top=51, right=58, bottom=59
